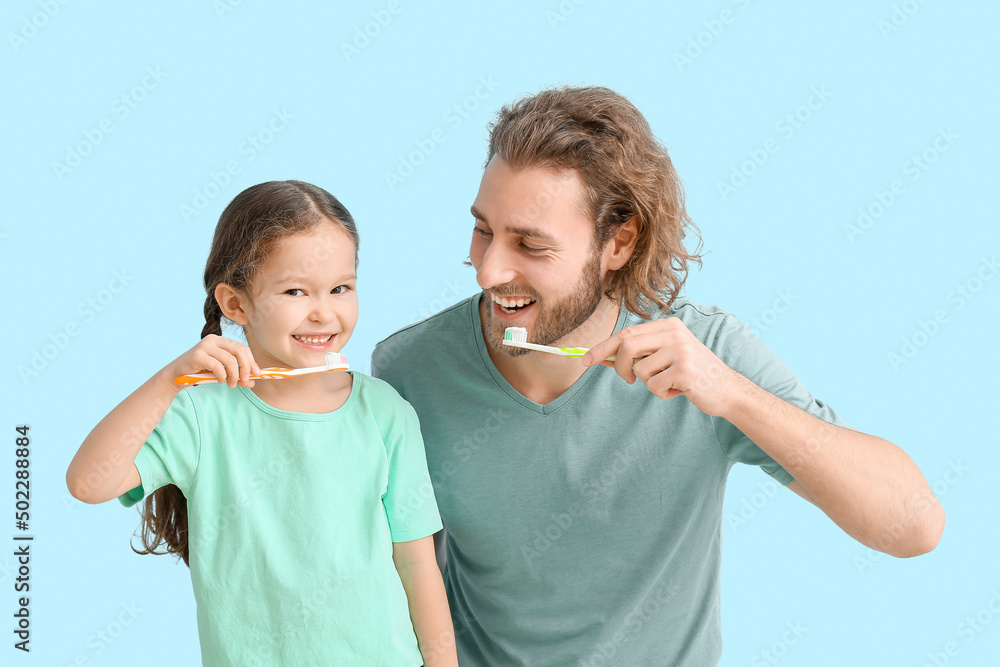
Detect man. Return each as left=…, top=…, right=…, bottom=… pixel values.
left=371, top=86, right=944, bottom=666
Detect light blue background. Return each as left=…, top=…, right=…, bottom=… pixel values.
left=4, top=1, right=997, bottom=665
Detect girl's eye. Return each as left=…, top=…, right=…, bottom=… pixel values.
left=331, top=285, right=348, bottom=295
left=285, top=288, right=304, bottom=296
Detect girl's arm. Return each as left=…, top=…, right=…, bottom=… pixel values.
left=66, top=335, right=259, bottom=504
left=392, top=535, right=459, bottom=667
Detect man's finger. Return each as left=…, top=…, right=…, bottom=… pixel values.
left=582, top=338, right=617, bottom=367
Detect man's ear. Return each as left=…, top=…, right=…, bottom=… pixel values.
left=214, top=283, right=251, bottom=326
left=603, top=215, right=641, bottom=272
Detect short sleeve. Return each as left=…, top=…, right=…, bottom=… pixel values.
left=709, top=315, right=853, bottom=485
left=117, top=387, right=202, bottom=507
left=379, top=397, right=442, bottom=542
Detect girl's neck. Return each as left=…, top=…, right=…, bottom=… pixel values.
left=248, top=370, right=353, bottom=414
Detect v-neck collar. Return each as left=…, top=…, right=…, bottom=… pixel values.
left=469, top=295, right=629, bottom=415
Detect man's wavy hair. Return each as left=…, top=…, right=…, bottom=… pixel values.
left=485, top=85, right=702, bottom=318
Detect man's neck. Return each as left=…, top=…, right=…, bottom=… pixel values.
left=481, top=296, right=621, bottom=405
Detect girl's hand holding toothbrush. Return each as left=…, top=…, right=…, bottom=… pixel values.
left=168, top=334, right=261, bottom=390
left=67, top=333, right=259, bottom=504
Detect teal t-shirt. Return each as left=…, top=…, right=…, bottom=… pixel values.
left=371, top=296, right=852, bottom=667
left=118, top=371, right=442, bottom=666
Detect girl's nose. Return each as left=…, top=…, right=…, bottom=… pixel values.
left=309, top=298, right=335, bottom=322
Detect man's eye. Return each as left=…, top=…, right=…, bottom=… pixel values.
left=521, top=243, right=544, bottom=253
left=473, top=226, right=492, bottom=238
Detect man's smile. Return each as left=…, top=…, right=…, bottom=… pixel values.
left=491, top=293, right=537, bottom=314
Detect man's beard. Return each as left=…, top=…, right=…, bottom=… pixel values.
left=483, top=251, right=604, bottom=357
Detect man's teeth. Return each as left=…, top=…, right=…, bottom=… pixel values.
left=492, top=295, right=536, bottom=309
left=293, top=334, right=332, bottom=344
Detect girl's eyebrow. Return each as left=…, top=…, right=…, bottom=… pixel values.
left=276, top=273, right=356, bottom=284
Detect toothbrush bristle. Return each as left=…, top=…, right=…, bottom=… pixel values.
left=324, top=352, right=346, bottom=366
left=503, top=327, right=528, bottom=343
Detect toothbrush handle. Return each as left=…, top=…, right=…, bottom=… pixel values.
left=174, top=369, right=294, bottom=386
left=175, top=364, right=350, bottom=386
left=503, top=340, right=616, bottom=361
left=173, top=366, right=326, bottom=386
left=572, top=348, right=616, bottom=362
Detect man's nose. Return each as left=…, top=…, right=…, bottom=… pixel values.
left=476, top=242, right=517, bottom=290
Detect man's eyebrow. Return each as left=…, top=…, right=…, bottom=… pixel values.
left=470, top=205, right=558, bottom=243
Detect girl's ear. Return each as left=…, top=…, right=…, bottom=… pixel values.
left=215, top=283, right=251, bottom=326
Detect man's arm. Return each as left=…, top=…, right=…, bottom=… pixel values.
left=723, top=374, right=944, bottom=557
left=583, top=317, right=945, bottom=558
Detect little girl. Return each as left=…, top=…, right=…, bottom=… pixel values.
left=66, top=180, right=458, bottom=666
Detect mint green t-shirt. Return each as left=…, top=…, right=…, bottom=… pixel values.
left=371, top=296, right=853, bottom=666
left=118, top=371, right=442, bottom=666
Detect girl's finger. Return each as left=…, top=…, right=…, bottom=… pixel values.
left=207, top=349, right=242, bottom=388
left=201, top=357, right=228, bottom=385
left=212, top=337, right=260, bottom=380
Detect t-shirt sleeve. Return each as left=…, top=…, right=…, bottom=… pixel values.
left=117, top=388, right=202, bottom=507
left=379, top=392, right=443, bottom=542
left=708, top=314, right=853, bottom=486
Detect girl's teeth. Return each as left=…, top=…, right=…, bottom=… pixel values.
left=294, top=335, right=331, bottom=344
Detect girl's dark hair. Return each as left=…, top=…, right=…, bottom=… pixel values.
left=131, top=180, right=359, bottom=566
